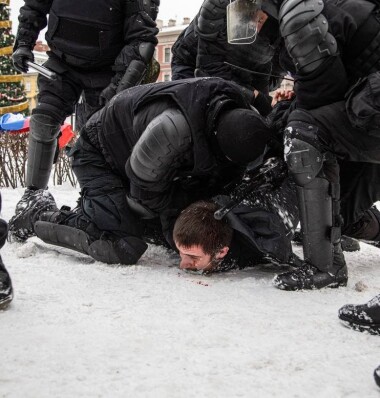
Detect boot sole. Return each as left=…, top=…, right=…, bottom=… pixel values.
left=274, top=278, right=347, bottom=291
left=0, top=294, right=13, bottom=310
left=374, top=368, right=380, bottom=388
left=339, top=315, right=380, bottom=335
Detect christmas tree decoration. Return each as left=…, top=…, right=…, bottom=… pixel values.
left=0, top=1, right=76, bottom=188
left=0, top=0, right=29, bottom=116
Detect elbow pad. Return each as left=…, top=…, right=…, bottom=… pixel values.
left=129, top=108, right=192, bottom=187
left=126, top=0, right=159, bottom=19
left=279, top=0, right=337, bottom=73
left=196, top=0, right=229, bottom=40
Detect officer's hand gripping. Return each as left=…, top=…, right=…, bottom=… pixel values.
left=12, top=45, right=34, bottom=73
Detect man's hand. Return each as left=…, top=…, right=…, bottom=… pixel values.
left=271, top=88, right=295, bottom=107
left=12, top=46, right=34, bottom=73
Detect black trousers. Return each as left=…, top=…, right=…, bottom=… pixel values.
left=0, top=193, right=7, bottom=267
left=68, top=133, right=143, bottom=239
left=35, top=53, right=113, bottom=124
left=291, top=102, right=380, bottom=227
left=0, top=194, right=7, bottom=249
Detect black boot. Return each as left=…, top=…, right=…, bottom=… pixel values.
left=280, top=116, right=347, bottom=290
left=338, top=294, right=380, bottom=335
left=35, top=206, right=102, bottom=254
left=88, top=235, right=148, bottom=265
left=293, top=230, right=360, bottom=252
left=8, top=188, right=58, bottom=242
left=35, top=206, right=147, bottom=265
left=343, top=206, right=380, bottom=247
left=0, top=255, right=13, bottom=310
left=374, top=365, right=380, bottom=388
left=341, top=235, right=360, bottom=252
left=9, top=114, right=61, bottom=242
left=273, top=243, right=348, bottom=290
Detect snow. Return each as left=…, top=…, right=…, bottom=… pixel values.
left=1, top=185, right=380, bottom=397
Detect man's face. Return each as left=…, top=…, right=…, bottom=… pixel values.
left=256, top=10, right=269, bottom=32
left=175, top=243, right=229, bottom=273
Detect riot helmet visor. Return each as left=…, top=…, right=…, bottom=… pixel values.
left=227, top=0, right=263, bottom=44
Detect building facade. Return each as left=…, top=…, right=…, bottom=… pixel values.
left=156, top=18, right=190, bottom=82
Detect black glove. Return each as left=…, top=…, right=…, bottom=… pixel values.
left=98, top=82, right=117, bottom=106
left=12, top=45, right=34, bottom=73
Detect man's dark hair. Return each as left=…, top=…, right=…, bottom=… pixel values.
left=173, top=200, right=233, bottom=255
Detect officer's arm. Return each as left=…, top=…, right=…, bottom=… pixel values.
left=171, top=20, right=198, bottom=80
left=116, top=1, right=160, bottom=85
left=99, top=1, right=159, bottom=105
left=279, top=0, right=348, bottom=109
left=195, top=0, right=232, bottom=81
left=195, top=0, right=274, bottom=115
left=13, top=0, right=52, bottom=51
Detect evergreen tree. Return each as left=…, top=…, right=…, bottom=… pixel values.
left=0, top=0, right=29, bottom=116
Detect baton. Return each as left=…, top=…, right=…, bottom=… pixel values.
left=26, top=61, right=58, bottom=81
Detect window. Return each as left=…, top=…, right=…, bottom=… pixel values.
left=164, top=74, right=170, bottom=82
left=164, top=48, right=171, bottom=63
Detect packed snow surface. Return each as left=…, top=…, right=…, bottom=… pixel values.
left=1, top=185, right=379, bottom=397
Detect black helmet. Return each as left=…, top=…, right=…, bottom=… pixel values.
left=262, top=0, right=282, bottom=19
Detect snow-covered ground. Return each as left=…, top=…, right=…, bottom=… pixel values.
left=1, top=185, right=379, bottom=398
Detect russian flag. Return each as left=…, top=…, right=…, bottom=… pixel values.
left=0, top=113, right=75, bottom=149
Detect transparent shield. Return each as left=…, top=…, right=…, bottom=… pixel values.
left=227, top=0, right=262, bottom=44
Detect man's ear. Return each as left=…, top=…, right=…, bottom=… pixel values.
left=215, top=246, right=229, bottom=260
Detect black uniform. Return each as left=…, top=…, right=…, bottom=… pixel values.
left=33, top=78, right=299, bottom=266
left=269, top=0, right=380, bottom=289
left=171, top=0, right=286, bottom=116
left=79, top=77, right=254, bottom=241
left=0, top=193, right=13, bottom=309
left=15, top=0, right=159, bottom=124
left=12, top=0, right=159, bottom=192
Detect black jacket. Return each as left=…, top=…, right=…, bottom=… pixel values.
left=279, top=0, right=380, bottom=109
left=15, top=0, right=158, bottom=69
left=212, top=176, right=299, bottom=270
left=172, top=15, right=283, bottom=94
left=171, top=0, right=286, bottom=116
left=84, top=78, right=297, bottom=265
left=92, top=78, right=252, bottom=178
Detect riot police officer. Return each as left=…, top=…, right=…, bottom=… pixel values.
left=11, top=77, right=298, bottom=266
left=0, top=193, right=13, bottom=309
left=9, top=0, right=160, bottom=241
left=227, top=0, right=380, bottom=290
left=171, top=0, right=286, bottom=116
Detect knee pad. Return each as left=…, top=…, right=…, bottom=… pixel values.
left=33, top=103, right=67, bottom=125
left=29, top=114, right=61, bottom=143
left=285, top=137, right=324, bottom=186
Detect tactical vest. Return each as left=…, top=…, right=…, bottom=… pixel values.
left=46, top=0, right=127, bottom=66
left=97, top=78, right=252, bottom=177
